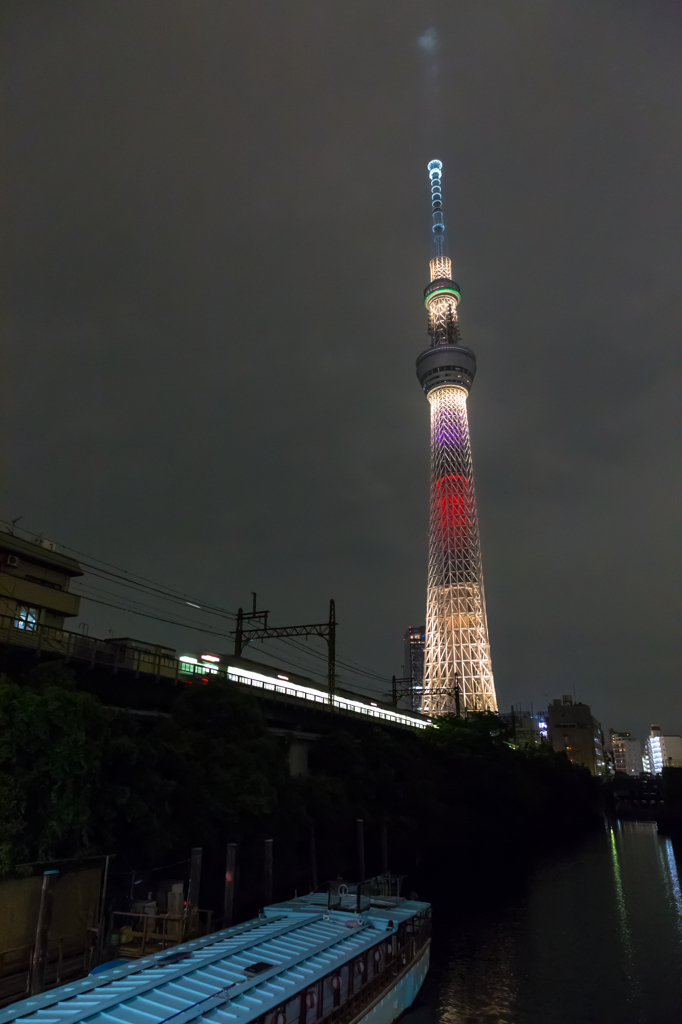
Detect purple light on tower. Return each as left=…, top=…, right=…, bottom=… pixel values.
left=415, top=160, right=497, bottom=716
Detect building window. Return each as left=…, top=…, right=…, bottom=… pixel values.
left=14, top=605, right=39, bottom=631
left=24, top=575, right=63, bottom=591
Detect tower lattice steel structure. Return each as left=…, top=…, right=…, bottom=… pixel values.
left=415, top=160, right=497, bottom=716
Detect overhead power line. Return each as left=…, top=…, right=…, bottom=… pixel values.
left=0, top=517, right=394, bottom=693
left=0, top=517, right=234, bottom=618
left=244, top=638, right=381, bottom=698
left=70, top=594, right=237, bottom=640
left=74, top=582, right=385, bottom=696
left=72, top=580, right=230, bottom=633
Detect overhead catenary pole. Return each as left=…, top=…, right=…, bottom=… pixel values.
left=30, top=870, right=59, bottom=994
left=386, top=676, right=414, bottom=709
left=234, top=607, right=244, bottom=657
left=328, top=599, right=336, bottom=705
left=223, top=843, right=237, bottom=927
left=232, top=602, right=334, bottom=693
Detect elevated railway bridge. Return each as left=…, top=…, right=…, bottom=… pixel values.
left=0, top=616, right=431, bottom=774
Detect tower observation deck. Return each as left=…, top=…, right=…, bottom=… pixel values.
left=415, top=160, right=497, bottom=715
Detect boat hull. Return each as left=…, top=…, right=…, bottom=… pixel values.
left=350, top=941, right=431, bottom=1024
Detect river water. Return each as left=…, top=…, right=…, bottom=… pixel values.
left=410, top=821, right=682, bottom=1024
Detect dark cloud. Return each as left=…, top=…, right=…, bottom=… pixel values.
left=1, top=1, right=679, bottom=740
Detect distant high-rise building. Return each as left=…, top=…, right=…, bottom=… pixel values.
left=416, top=160, right=497, bottom=716
left=403, top=626, right=425, bottom=711
left=609, top=731, right=643, bottom=776
left=546, top=695, right=606, bottom=777
left=644, top=726, right=682, bottom=774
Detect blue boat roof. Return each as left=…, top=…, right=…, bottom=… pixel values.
left=2, top=895, right=429, bottom=1024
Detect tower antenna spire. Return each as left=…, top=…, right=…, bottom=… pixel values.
left=428, top=159, right=445, bottom=258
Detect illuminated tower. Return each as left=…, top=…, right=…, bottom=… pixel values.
left=416, top=160, right=497, bottom=715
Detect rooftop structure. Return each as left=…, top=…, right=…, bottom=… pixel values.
left=498, top=711, right=548, bottom=748
left=415, top=161, right=497, bottom=715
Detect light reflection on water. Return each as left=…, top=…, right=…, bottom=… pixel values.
left=609, top=823, right=640, bottom=1005
left=411, top=822, right=682, bottom=1024
left=660, top=836, right=682, bottom=935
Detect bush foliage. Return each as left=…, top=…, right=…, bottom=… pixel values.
left=0, top=665, right=598, bottom=890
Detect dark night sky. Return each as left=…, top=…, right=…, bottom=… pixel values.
left=1, top=1, right=679, bottom=742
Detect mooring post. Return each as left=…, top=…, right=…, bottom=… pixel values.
left=224, top=843, right=237, bottom=927
left=381, top=821, right=389, bottom=875
left=30, top=870, right=58, bottom=994
left=309, top=823, right=318, bottom=892
left=263, top=839, right=274, bottom=906
left=187, top=847, right=203, bottom=912
left=96, top=855, right=111, bottom=962
left=356, top=818, right=365, bottom=882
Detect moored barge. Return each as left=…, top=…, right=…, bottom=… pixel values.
left=1, top=890, right=431, bottom=1024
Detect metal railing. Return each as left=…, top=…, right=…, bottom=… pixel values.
left=0, top=934, right=96, bottom=1009
left=0, top=615, right=179, bottom=680
left=224, top=669, right=429, bottom=730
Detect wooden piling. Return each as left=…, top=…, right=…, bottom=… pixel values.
left=224, top=843, right=237, bottom=927
left=187, top=847, right=203, bottom=911
left=381, top=821, right=388, bottom=875
left=263, top=839, right=274, bottom=906
left=30, top=870, right=58, bottom=994
left=309, top=824, right=318, bottom=892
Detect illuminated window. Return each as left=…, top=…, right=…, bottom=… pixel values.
left=14, top=605, right=39, bottom=631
